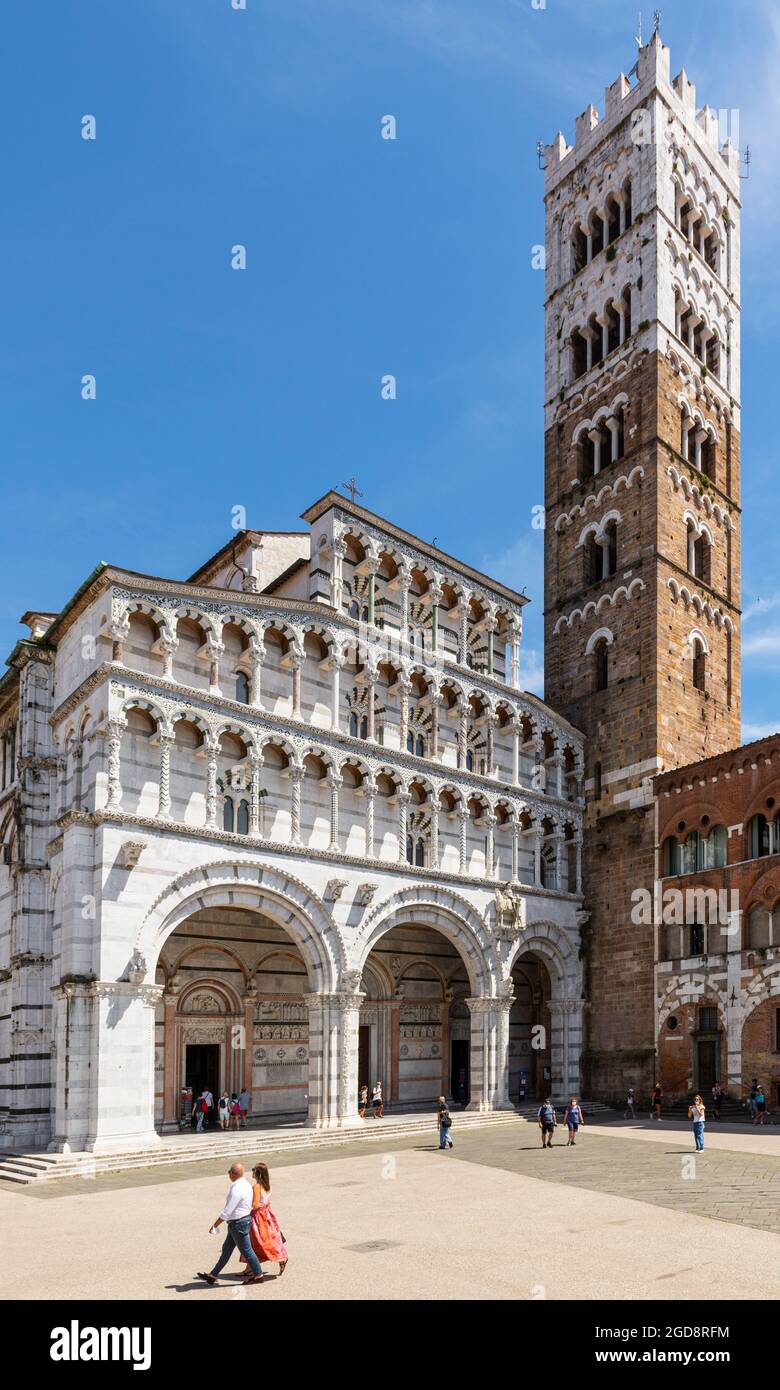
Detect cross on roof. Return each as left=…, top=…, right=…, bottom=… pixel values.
left=341, top=477, right=364, bottom=504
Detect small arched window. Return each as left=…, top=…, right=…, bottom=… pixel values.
left=415, top=837, right=425, bottom=867
left=406, top=730, right=415, bottom=754
left=223, top=799, right=235, bottom=833
left=415, top=733, right=425, bottom=758
left=466, top=750, right=474, bottom=772
left=236, top=799, right=249, bottom=836
left=349, top=712, right=359, bottom=738
left=662, top=835, right=681, bottom=876
left=594, top=638, right=609, bottom=691
left=359, top=716, right=368, bottom=741
left=406, top=834, right=414, bottom=865
left=748, top=814, right=772, bottom=860
left=703, top=823, right=727, bottom=868
left=235, top=671, right=250, bottom=704
left=691, top=636, right=706, bottom=692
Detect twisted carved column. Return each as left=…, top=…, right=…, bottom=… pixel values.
left=105, top=718, right=125, bottom=811
left=250, top=752, right=263, bottom=837
left=327, top=769, right=342, bottom=852
left=205, top=742, right=219, bottom=829
left=157, top=730, right=174, bottom=820
left=364, top=777, right=376, bottom=858
left=289, top=764, right=304, bottom=845
left=458, top=805, right=469, bottom=874
left=397, top=789, right=411, bottom=863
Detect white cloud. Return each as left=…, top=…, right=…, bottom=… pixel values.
left=743, top=593, right=780, bottom=623
left=742, top=626, right=780, bottom=664
left=741, top=720, right=780, bottom=742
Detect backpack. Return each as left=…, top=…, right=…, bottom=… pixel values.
left=440, top=1112, right=452, bottom=1129
left=200, top=1099, right=208, bottom=1113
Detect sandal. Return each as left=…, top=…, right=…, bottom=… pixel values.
left=196, top=1272, right=217, bottom=1286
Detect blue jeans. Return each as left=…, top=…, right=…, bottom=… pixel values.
left=211, top=1217, right=262, bottom=1277
left=693, top=1121, right=705, bottom=1151
left=439, top=1124, right=453, bottom=1149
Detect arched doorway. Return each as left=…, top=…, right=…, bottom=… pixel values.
left=509, top=954, right=553, bottom=1101
left=157, top=905, right=311, bottom=1131
left=360, top=923, right=471, bottom=1109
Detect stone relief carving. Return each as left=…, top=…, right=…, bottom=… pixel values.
left=121, top=840, right=146, bottom=869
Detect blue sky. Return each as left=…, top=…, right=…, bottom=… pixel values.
left=2, top=0, right=778, bottom=737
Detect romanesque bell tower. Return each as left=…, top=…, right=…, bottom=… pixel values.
left=542, top=33, right=742, bottom=1099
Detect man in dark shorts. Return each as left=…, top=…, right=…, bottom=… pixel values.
left=538, top=1098, right=556, bottom=1148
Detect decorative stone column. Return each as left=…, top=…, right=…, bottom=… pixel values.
left=458, top=702, right=468, bottom=769
left=547, top=998, right=583, bottom=1099
left=249, top=752, right=263, bottom=837
left=430, top=797, right=440, bottom=870
left=110, top=618, right=129, bottom=665
left=510, top=815, right=520, bottom=883
left=429, top=579, right=443, bottom=654
left=465, top=996, right=515, bottom=1112
left=365, top=671, right=377, bottom=742
left=104, top=717, right=125, bottom=812
left=205, top=740, right=219, bottom=830
left=304, top=989, right=365, bottom=1129
left=533, top=827, right=543, bottom=885
left=508, top=618, right=521, bottom=688
left=249, top=638, right=265, bottom=709
left=457, top=590, right=472, bottom=664
left=289, top=649, right=304, bottom=721
left=429, top=688, right=440, bottom=760
left=398, top=674, right=412, bottom=752
left=331, top=537, right=347, bottom=611
left=327, top=769, right=342, bottom=852
left=160, top=634, right=178, bottom=682
left=207, top=638, right=224, bottom=696
left=398, top=565, right=412, bottom=644
left=156, top=729, right=174, bottom=820
left=397, top=788, right=411, bottom=863
left=511, top=721, right=521, bottom=786
left=486, top=715, right=495, bottom=777
left=457, top=804, right=469, bottom=874
left=161, top=987, right=180, bottom=1132
left=574, top=832, right=583, bottom=894
left=330, top=651, right=345, bottom=732
left=484, top=812, right=496, bottom=878
left=364, top=775, right=376, bottom=858
left=289, top=764, right=304, bottom=846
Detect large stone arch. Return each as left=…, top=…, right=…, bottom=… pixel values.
left=351, top=883, right=497, bottom=996
left=136, top=859, right=346, bottom=992
left=506, top=918, right=583, bottom=1098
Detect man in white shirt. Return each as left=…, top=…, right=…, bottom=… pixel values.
left=196, top=1162, right=263, bottom=1285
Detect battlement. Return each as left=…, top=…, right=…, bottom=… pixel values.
left=544, top=33, right=741, bottom=189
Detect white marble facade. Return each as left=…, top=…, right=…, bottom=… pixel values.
left=0, top=493, right=585, bottom=1153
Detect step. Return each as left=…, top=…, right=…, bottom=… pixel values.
left=0, top=1109, right=525, bottom=1186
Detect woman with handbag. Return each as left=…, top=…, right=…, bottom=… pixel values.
left=239, top=1162, right=288, bottom=1278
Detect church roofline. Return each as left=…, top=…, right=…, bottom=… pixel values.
left=187, top=529, right=309, bottom=585
left=301, top=490, right=529, bottom=608
left=654, top=731, right=780, bottom=791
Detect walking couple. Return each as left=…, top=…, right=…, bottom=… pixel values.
left=197, top=1160, right=288, bottom=1287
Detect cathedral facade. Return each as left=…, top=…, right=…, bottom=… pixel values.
left=0, top=493, right=585, bottom=1154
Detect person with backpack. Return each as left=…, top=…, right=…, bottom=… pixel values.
left=755, top=1085, right=767, bottom=1125
left=192, top=1091, right=208, bottom=1133
left=217, top=1092, right=231, bottom=1131
left=538, top=1098, right=556, bottom=1148
left=437, top=1095, right=453, bottom=1149
left=229, top=1094, right=241, bottom=1131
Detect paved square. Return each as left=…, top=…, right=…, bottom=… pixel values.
left=2, top=1118, right=778, bottom=1300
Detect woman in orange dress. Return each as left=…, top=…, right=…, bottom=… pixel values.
left=239, top=1162, right=288, bottom=1277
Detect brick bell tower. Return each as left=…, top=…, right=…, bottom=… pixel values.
left=542, top=32, right=742, bottom=1101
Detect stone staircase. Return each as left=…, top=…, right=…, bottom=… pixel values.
left=0, top=1108, right=526, bottom=1186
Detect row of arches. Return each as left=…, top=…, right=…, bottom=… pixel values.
left=106, top=703, right=583, bottom=889
left=570, top=177, right=633, bottom=273
left=661, top=810, right=780, bottom=878
left=674, top=288, right=727, bottom=380
left=570, top=286, right=633, bottom=380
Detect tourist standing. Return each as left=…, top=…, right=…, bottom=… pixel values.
left=203, top=1088, right=214, bottom=1128
left=240, top=1163, right=288, bottom=1278
left=624, top=1086, right=636, bottom=1120
left=229, top=1094, right=241, bottom=1131
left=238, top=1088, right=250, bottom=1129
left=563, top=1097, right=584, bottom=1145
left=538, top=1098, right=556, bottom=1148
left=688, top=1094, right=706, bottom=1151
left=650, top=1083, right=662, bottom=1121
left=711, top=1082, right=723, bottom=1120
left=217, top=1092, right=231, bottom=1131
left=192, top=1091, right=208, bottom=1133
left=359, top=1084, right=368, bottom=1118
left=372, top=1081, right=384, bottom=1118
left=755, top=1085, right=767, bottom=1125
left=437, top=1095, right=453, bottom=1150
left=748, top=1078, right=758, bottom=1121
left=196, top=1162, right=264, bottom=1287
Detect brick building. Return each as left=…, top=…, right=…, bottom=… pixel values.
left=543, top=32, right=742, bottom=1101
left=655, top=735, right=780, bottom=1108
